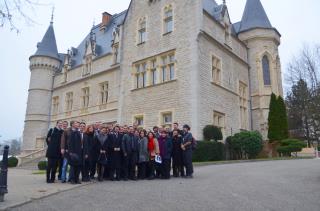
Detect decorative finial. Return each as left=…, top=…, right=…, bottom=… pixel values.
left=223, top=0, right=226, bottom=5
left=92, top=18, right=95, bottom=28
left=50, top=6, right=55, bottom=25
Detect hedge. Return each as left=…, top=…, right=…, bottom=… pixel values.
left=38, top=161, right=48, bottom=170
left=8, top=157, right=18, bottom=168
left=192, top=141, right=225, bottom=162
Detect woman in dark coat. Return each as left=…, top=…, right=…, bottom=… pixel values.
left=82, top=125, right=96, bottom=181
left=158, top=131, right=173, bottom=179
left=45, top=121, right=63, bottom=183
left=96, top=126, right=109, bottom=181
left=172, top=129, right=184, bottom=177
left=137, top=130, right=149, bottom=180
left=67, top=122, right=83, bottom=184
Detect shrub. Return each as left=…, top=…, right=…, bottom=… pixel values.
left=318, top=146, right=320, bottom=151
left=192, top=141, right=225, bottom=162
left=277, top=139, right=306, bottom=157
left=203, top=125, right=223, bottom=141
left=38, top=161, right=48, bottom=170
left=8, top=156, right=19, bottom=168
left=228, top=131, right=263, bottom=159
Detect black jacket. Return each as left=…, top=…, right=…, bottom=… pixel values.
left=46, top=127, right=63, bottom=159
left=84, top=133, right=98, bottom=161
left=121, top=133, right=139, bottom=155
left=108, top=133, right=123, bottom=152
left=67, top=130, right=83, bottom=165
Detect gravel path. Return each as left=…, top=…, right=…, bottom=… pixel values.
left=11, top=159, right=320, bottom=211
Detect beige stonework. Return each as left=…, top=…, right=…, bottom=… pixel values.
left=22, top=0, right=283, bottom=153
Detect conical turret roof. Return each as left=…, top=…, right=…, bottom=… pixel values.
left=238, top=0, right=272, bottom=33
left=33, top=22, right=59, bottom=60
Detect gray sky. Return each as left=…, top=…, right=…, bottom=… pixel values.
left=0, top=0, right=319, bottom=141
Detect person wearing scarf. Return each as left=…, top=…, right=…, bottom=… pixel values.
left=96, top=127, right=109, bottom=181
left=147, top=131, right=159, bottom=180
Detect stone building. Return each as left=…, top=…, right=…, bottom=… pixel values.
left=21, top=0, right=283, bottom=154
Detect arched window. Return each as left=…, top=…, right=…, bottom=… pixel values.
left=262, top=55, right=271, bottom=85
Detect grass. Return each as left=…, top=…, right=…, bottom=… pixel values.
left=193, top=156, right=314, bottom=166
left=32, top=170, right=46, bottom=175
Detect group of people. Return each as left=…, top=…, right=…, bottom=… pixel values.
left=45, top=121, right=195, bottom=184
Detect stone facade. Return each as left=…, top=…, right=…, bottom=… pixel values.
left=22, top=0, right=283, bottom=153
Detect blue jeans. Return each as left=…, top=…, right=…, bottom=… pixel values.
left=61, top=158, right=68, bottom=181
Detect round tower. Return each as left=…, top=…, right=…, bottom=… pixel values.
left=21, top=21, right=61, bottom=154
left=237, top=0, right=283, bottom=139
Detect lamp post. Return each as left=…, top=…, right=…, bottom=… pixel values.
left=0, top=145, right=9, bottom=202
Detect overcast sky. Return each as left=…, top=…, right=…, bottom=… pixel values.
left=0, top=0, right=319, bottom=141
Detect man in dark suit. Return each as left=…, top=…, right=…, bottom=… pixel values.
left=108, top=126, right=123, bottom=181
left=46, top=121, right=64, bottom=183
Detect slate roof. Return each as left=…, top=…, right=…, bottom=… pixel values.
left=32, top=23, right=60, bottom=60
left=237, top=0, right=273, bottom=33
left=69, top=10, right=127, bottom=68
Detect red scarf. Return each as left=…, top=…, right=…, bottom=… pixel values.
left=148, top=138, right=155, bottom=152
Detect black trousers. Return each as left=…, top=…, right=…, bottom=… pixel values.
left=109, top=152, right=121, bottom=180
left=47, top=158, right=59, bottom=182
left=70, top=165, right=81, bottom=183
left=161, top=159, right=171, bottom=179
left=148, top=160, right=156, bottom=178
left=97, top=163, right=106, bottom=181
left=183, top=149, right=194, bottom=176
left=122, top=153, right=137, bottom=179
left=138, top=162, right=147, bottom=179
left=172, top=157, right=184, bottom=177
left=81, top=159, right=90, bottom=181
left=90, top=159, right=97, bottom=178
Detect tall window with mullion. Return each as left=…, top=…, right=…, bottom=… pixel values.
left=138, top=18, right=146, bottom=44
left=100, top=82, right=109, bottom=105
left=164, top=6, right=173, bottom=34
left=81, top=87, right=90, bottom=108
left=65, top=92, right=73, bottom=112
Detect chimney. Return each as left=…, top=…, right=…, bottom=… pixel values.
left=100, top=12, right=112, bottom=31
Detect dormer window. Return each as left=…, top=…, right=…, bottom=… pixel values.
left=138, top=18, right=147, bottom=44
left=83, top=56, right=92, bottom=76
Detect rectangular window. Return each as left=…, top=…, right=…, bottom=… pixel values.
left=164, top=9, right=173, bottom=34
left=81, top=87, right=90, bottom=108
left=239, top=82, right=248, bottom=130
left=134, top=115, right=144, bottom=127
left=142, top=63, right=147, bottom=88
left=138, top=20, right=146, bottom=44
left=212, top=56, right=221, bottom=84
left=52, top=96, right=59, bottom=115
left=100, top=82, right=109, bottom=105
left=161, top=112, right=172, bottom=128
left=65, top=92, right=73, bottom=112
left=213, top=111, right=225, bottom=140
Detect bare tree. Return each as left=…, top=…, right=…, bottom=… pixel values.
left=286, top=44, right=320, bottom=146
left=0, top=0, right=49, bottom=33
